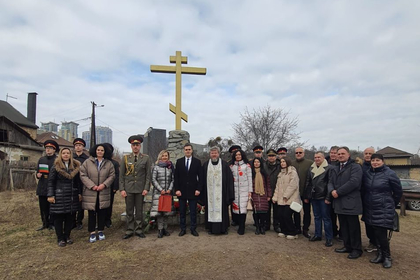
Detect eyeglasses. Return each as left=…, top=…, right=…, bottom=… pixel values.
left=295, top=152, right=303, bottom=154
left=268, top=155, right=276, bottom=157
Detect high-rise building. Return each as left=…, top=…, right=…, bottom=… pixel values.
left=58, top=121, right=79, bottom=142
left=82, top=126, right=113, bottom=149
left=40, top=122, right=59, bottom=134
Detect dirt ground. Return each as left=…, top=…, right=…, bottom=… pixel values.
left=1, top=190, right=419, bottom=280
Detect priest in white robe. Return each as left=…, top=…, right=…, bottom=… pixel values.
left=201, top=146, right=234, bottom=234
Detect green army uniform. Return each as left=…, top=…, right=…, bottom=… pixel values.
left=120, top=152, right=151, bottom=235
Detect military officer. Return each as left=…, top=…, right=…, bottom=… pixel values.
left=120, top=135, right=151, bottom=239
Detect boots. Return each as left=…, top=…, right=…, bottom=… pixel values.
left=158, top=230, right=163, bottom=238
left=253, top=214, right=260, bottom=235
left=370, top=246, right=383, bottom=264
left=260, top=225, right=265, bottom=235
left=382, top=248, right=392, bottom=269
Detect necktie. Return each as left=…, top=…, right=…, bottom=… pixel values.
left=186, top=158, right=189, bottom=171
left=340, top=163, right=344, bottom=170
left=135, top=155, right=138, bottom=163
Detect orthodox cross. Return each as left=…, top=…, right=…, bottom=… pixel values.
left=150, top=51, right=206, bottom=130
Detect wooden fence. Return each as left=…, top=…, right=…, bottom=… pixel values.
left=0, top=161, right=37, bottom=192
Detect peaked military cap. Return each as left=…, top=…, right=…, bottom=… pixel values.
left=277, top=147, right=288, bottom=154
left=253, top=145, right=263, bottom=152
left=228, top=145, right=242, bottom=153
left=266, top=149, right=277, bottom=156
left=128, top=135, right=143, bottom=144
left=73, top=138, right=86, bottom=147
left=44, top=140, right=59, bottom=151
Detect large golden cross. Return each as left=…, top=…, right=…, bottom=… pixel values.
left=150, top=51, right=206, bottom=130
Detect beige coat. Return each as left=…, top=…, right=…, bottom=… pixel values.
left=273, top=167, right=301, bottom=206
left=80, top=157, right=115, bottom=211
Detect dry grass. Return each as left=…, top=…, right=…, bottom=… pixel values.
left=0, top=190, right=419, bottom=280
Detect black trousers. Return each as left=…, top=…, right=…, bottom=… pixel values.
left=279, top=205, right=297, bottom=236
left=365, top=223, right=376, bottom=246
left=88, top=193, right=106, bottom=232
left=53, top=213, right=73, bottom=242
left=372, top=225, right=390, bottom=254
left=265, top=201, right=280, bottom=230
left=338, top=214, right=362, bottom=253
left=105, top=190, right=116, bottom=225
left=236, top=213, right=247, bottom=234
left=253, top=212, right=267, bottom=228
left=293, top=197, right=311, bottom=231
left=38, top=196, right=53, bottom=227
left=331, top=206, right=340, bottom=237
left=73, top=209, right=84, bottom=227
left=179, top=199, right=197, bottom=231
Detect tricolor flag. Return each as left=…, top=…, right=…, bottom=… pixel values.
left=39, top=164, right=49, bottom=174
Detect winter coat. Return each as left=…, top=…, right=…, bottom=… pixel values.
left=362, top=161, right=371, bottom=173
left=150, top=163, right=175, bottom=217
left=80, top=157, right=115, bottom=211
left=230, top=161, right=253, bottom=214
left=304, top=160, right=331, bottom=201
left=251, top=173, right=272, bottom=212
left=73, top=152, right=89, bottom=165
left=265, top=160, right=281, bottom=196
left=273, top=168, right=301, bottom=206
left=292, top=158, right=313, bottom=197
left=361, top=165, right=402, bottom=229
left=36, top=154, right=56, bottom=196
left=327, top=159, right=363, bottom=215
left=47, top=161, right=81, bottom=214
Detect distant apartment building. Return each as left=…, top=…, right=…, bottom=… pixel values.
left=82, top=126, right=113, bottom=149
left=40, top=122, right=59, bottom=134
left=58, top=121, right=79, bottom=142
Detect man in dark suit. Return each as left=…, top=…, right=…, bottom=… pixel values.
left=328, top=146, right=363, bottom=259
left=174, top=143, right=202, bottom=237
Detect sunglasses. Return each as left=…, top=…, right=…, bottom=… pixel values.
left=295, top=152, right=303, bottom=154
left=255, top=151, right=262, bottom=154
left=268, top=155, right=276, bottom=157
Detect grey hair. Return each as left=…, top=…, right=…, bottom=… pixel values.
left=295, top=147, right=305, bottom=152
left=209, top=146, right=220, bottom=153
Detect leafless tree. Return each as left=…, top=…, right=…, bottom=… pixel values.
left=232, top=106, right=300, bottom=152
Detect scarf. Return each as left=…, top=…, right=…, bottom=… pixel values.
left=254, top=167, right=265, bottom=196
left=158, top=160, right=172, bottom=169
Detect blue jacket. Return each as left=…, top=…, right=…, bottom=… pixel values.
left=361, top=165, right=402, bottom=229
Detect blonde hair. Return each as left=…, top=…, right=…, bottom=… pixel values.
left=54, top=147, right=79, bottom=170
left=155, top=150, right=170, bottom=164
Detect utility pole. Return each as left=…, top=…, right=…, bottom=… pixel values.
left=90, top=101, right=104, bottom=149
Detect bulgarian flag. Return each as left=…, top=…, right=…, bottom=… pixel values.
left=39, top=164, right=49, bottom=174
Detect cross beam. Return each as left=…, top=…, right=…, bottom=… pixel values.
left=150, top=51, right=206, bottom=130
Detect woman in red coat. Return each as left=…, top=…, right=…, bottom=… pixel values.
left=250, top=158, right=271, bottom=235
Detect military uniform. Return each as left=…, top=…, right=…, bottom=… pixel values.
left=120, top=152, right=151, bottom=235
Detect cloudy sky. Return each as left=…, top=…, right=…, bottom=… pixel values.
left=1, top=1, right=419, bottom=154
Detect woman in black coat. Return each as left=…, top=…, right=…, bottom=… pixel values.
left=362, top=153, right=402, bottom=268
left=47, top=148, right=81, bottom=247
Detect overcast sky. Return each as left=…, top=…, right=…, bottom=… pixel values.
left=1, top=1, right=419, bottom=154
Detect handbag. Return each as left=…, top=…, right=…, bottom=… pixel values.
left=290, top=201, right=303, bottom=213
left=247, top=199, right=253, bottom=211
left=158, top=194, right=172, bottom=212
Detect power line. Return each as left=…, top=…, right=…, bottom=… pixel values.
left=96, top=117, right=130, bottom=136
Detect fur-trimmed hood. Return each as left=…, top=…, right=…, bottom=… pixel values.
left=54, top=160, right=81, bottom=180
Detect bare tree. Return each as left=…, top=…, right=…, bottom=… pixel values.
left=232, top=106, right=300, bottom=152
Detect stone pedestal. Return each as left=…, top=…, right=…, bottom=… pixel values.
left=167, top=130, right=190, bottom=161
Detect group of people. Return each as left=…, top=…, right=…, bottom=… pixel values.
left=37, top=136, right=402, bottom=269
left=36, top=138, right=119, bottom=246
